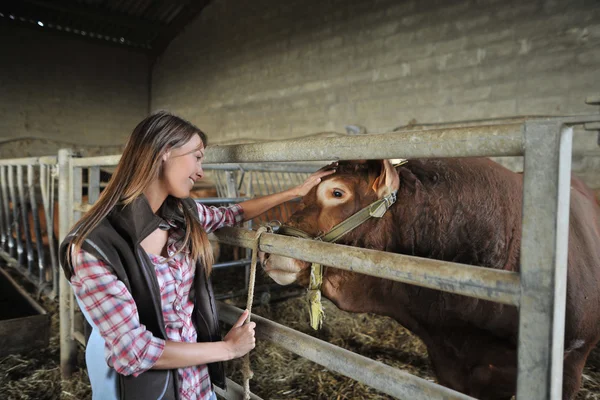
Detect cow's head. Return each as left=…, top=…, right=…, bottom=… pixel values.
left=261, top=159, right=400, bottom=287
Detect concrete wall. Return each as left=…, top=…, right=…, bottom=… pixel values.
left=151, top=0, right=600, bottom=187
left=152, top=0, right=600, bottom=142
left=0, top=23, right=149, bottom=157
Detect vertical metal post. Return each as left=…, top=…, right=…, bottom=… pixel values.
left=8, top=165, right=23, bottom=262
left=58, top=148, right=77, bottom=377
left=40, top=163, right=59, bottom=297
left=517, top=121, right=572, bottom=399
left=17, top=165, right=34, bottom=275
left=88, top=166, right=101, bottom=203
left=70, top=165, right=83, bottom=340
left=28, top=164, right=45, bottom=283
left=0, top=166, right=8, bottom=250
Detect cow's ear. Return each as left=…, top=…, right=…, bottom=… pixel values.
left=371, top=159, right=400, bottom=198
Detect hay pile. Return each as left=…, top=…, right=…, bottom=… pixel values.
left=225, top=296, right=600, bottom=400
left=226, top=297, right=433, bottom=399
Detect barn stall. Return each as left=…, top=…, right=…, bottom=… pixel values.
left=1, top=0, right=600, bottom=399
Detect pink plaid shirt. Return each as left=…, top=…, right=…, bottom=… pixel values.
left=71, top=202, right=243, bottom=400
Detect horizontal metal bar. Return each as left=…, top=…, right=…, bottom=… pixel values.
left=213, top=259, right=252, bottom=269
left=219, top=303, right=474, bottom=400
left=585, top=96, right=600, bottom=105
left=204, top=162, right=325, bottom=173
left=394, top=114, right=600, bottom=132
left=213, top=228, right=521, bottom=306
left=69, top=156, right=326, bottom=171
left=205, top=124, right=525, bottom=163
left=0, top=157, right=41, bottom=165
left=73, top=330, right=86, bottom=346
left=584, top=122, right=600, bottom=131
left=70, top=155, right=121, bottom=167
left=38, top=156, right=58, bottom=165
left=534, top=114, right=600, bottom=126
left=195, top=197, right=250, bottom=204
left=214, top=378, right=263, bottom=400
left=63, top=116, right=600, bottom=169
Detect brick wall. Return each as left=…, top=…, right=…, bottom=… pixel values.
left=0, top=23, right=149, bottom=157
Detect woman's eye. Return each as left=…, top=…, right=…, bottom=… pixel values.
left=333, top=190, right=343, bottom=198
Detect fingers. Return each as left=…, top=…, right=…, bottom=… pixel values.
left=233, top=309, right=249, bottom=328
left=317, top=162, right=338, bottom=174
left=311, top=163, right=337, bottom=181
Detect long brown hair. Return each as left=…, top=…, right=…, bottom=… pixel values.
left=70, top=111, right=214, bottom=273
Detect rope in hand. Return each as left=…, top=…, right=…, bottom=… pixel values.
left=243, top=226, right=268, bottom=400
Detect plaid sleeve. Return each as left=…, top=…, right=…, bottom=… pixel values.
left=196, top=202, right=244, bottom=233
left=70, top=248, right=165, bottom=376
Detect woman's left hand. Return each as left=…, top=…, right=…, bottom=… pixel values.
left=294, top=162, right=338, bottom=197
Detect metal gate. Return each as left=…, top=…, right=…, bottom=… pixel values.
left=55, top=113, right=600, bottom=399
left=0, top=156, right=59, bottom=298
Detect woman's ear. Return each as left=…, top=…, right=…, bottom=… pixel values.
left=161, top=147, right=172, bottom=162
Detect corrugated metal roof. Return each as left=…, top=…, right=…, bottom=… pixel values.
left=1, top=0, right=210, bottom=55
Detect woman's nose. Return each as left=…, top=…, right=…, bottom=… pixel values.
left=196, top=166, right=204, bottom=179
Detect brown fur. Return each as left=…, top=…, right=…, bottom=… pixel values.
left=267, top=158, right=600, bottom=400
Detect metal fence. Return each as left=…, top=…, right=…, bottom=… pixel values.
left=204, top=114, right=599, bottom=400
left=7, top=113, right=592, bottom=399
left=0, top=156, right=59, bottom=298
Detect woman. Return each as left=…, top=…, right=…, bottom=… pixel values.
left=59, top=111, right=335, bottom=400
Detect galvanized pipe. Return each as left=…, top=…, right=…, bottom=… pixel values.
left=213, top=227, right=521, bottom=306
left=69, top=165, right=83, bottom=342
left=205, top=124, right=525, bottom=163
left=219, top=303, right=475, bottom=400
left=70, top=154, right=121, bottom=167
left=40, top=163, right=59, bottom=298
left=0, top=157, right=40, bottom=166
left=212, top=258, right=251, bottom=269
left=0, top=165, right=6, bottom=250
left=28, top=164, right=45, bottom=283
left=205, top=162, right=323, bottom=173
left=88, top=166, right=101, bottom=203
left=0, top=166, right=12, bottom=254
left=58, top=148, right=77, bottom=377
left=516, top=122, right=573, bottom=399
left=195, top=197, right=249, bottom=204
left=17, top=165, right=35, bottom=276
left=7, top=166, right=23, bottom=262
left=38, top=156, right=58, bottom=165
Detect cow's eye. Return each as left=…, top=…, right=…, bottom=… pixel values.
left=333, top=190, right=344, bottom=198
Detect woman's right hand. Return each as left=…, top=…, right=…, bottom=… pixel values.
left=223, top=309, right=256, bottom=359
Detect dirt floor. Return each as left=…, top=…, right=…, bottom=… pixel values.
left=1, top=265, right=599, bottom=400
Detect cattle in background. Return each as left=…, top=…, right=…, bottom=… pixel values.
left=261, top=158, right=600, bottom=400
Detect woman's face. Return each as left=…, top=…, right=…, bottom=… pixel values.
left=161, top=134, right=205, bottom=198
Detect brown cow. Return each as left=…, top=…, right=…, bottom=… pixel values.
left=261, top=158, right=600, bottom=400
